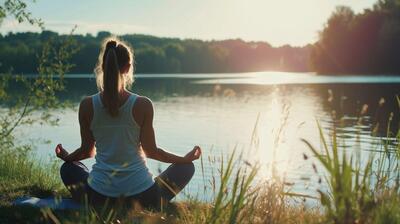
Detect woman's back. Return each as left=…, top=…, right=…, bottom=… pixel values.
left=57, top=38, right=200, bottom=210
left=88, top=92, right=154, bottom=197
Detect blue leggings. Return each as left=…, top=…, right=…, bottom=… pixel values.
left=60, top=161, right=195, bottom=210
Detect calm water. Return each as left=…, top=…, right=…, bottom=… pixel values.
left=16, top=72, right=400, bottom=201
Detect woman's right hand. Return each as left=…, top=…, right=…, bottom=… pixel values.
left=55, top=144, right=69, bottom=161
left=183, top=146, right=202, bottom=162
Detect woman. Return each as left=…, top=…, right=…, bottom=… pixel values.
left=55, top=38, right=201, bottom=210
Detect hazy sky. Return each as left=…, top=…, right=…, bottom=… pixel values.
left=1, top=0, right=376, bottom=46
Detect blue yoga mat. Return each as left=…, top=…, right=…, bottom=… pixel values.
left=13, top=196, right=82, bottom=210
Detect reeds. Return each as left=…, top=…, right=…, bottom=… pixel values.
left=301, top=96, right=400, bottom=224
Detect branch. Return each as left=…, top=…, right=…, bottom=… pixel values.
left=0, top=94, right=31, bottom=138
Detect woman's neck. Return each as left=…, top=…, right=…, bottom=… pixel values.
left=118, top=89, right=129, bottom=98
left=102, top=88, right=127, bottom=97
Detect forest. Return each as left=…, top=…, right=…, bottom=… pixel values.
left=1, top=0, right=400, bottom=75
left=310, top=0, right=400, bottom=74
left=0, top=31, right=311, bottom=74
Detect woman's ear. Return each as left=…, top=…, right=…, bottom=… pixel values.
left=121, top=63, right=131, bottom=74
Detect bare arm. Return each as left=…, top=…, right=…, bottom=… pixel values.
left=138, top=97, right=201, bottom=163
left=55, top=97, right=96, bottom=162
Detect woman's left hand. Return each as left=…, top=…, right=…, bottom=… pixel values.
left=55, top=144, right=69, bottom=161
left=183, top=146, right=202, bottom=163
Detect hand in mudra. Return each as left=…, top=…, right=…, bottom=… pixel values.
left=184, top=146, right=202, bottom=162
left=55, top=144, right=69, bottom=161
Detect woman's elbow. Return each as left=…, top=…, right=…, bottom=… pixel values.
left=143, top=147, right=158, bottom=160
left=144, top=150, right=155, bottom=159
left=82, top=145, right=96, bottom=158
left=88, top=149, right=96, bottom=158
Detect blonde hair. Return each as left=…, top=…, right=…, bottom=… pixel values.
left=94, top=37, right=135, bottom=117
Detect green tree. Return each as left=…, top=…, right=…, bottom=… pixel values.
left=311, top=6, right=355, bottom=73
left=0, top=0, right=77, bottom=152
left=0, top=32, right=312, bottom=74
left=311, top=0, right=400, bottom=74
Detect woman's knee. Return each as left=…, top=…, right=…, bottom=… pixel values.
left=160, top=162, right=195, bottom=186
left=60, top=162, right=72, bottom=176
left=60, top=161, right=89, bottom=185
left=177, top=162, right=195, bottom=178
left=187, top=162, right=195, bottom=175
left=61, top=161, right=88, bottom=173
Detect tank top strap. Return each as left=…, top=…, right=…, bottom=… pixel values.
left=120, top=93, right=138, bottom=126
left=127, top=93, right=138, bottom=112
left=92, top=92, right=102, bottom=110
left=90, top=93, right=101, bottom=128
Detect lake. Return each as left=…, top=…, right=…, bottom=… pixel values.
left=16, top=72, right=400, bottom=202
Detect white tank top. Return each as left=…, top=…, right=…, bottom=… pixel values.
left=87, top=92, right=154, bottom=197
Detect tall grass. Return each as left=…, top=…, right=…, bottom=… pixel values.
left=302, top=121, right=376, bottom=223
left=0, top=144, right=66, bottom=223
left=0, top=146, right=63, bottom=197
left=301, top=97, right=400, bottom=224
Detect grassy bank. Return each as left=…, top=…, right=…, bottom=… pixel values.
left=0, top=145, right=66, bottom=223
left=0, top=123, right=399, bottom=223
left=0, top=145, right=322, bottom=223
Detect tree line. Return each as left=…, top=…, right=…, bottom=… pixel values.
left=1, top=0, right=399, bottom=75
left=0, top=31, right=311, bottom=74
left=310, top=0, right=400, bottom=74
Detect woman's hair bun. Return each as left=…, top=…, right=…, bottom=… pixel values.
left=105, top=40, right=117, bottom=50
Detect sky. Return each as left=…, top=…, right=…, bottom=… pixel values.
left=1, top=0, right=377, bottom=47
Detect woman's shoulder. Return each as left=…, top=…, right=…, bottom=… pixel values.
left=136, top=96, right=152, bottom=105
left=80, top=95, right=95, bottom=107
left=81, top=92, right=102, bottom=107
left=128, top=92, right=153, bottom=107
left=130, top=94, right=154, bottom=115
left=79, top=95, right=95, bottom=114
left=131, top=94, right=154, bottom=125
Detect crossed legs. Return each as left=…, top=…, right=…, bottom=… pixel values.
left=60, top=161, right=195, bottom=209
